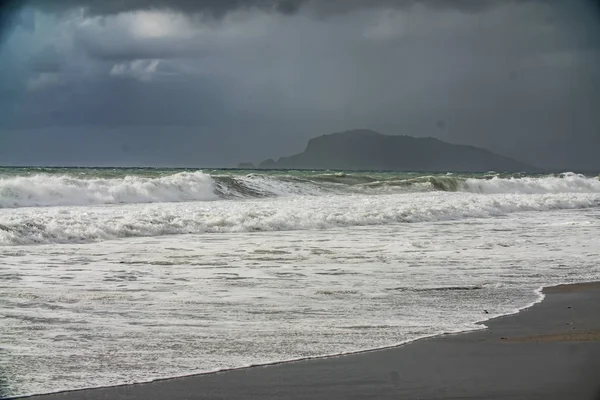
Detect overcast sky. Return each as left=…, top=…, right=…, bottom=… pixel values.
left=0, top=0, right=599, bottom=169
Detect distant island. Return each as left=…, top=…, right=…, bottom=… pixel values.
left=250, top=129, right=536, bottom=172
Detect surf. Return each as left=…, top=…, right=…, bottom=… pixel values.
left=1, top=190, right=599, bottom=245
left=1, top=169, right=599, bottom=209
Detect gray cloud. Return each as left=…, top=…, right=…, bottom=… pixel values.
left=1, top=0, right=599, bottom=170
left=21, top=0, right=305, bottom=17
left=14, top=0, right=558, bottom=18
left=27, top=45, right=64, bottom=72
left=0, top=0, right=503, bottom=43
left=0, top=1, right=34, bottom=43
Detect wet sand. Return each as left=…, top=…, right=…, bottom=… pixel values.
left=18, top=282, right=600, bottom=400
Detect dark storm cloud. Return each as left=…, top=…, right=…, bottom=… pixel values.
left=9, top=74, right=231, bottom=127
left=27, top=46, right=64, bottom=72
left=19, top=0, right=304, bottom=16
left=0, top=1, right=34, bottom=43
left=14, top=0, right=541, bottom=17
left=0, top=1, right=21, bottom=37
left=74, top=31, right=207, bottom=61
left=1, top=0, right=599, bottom=170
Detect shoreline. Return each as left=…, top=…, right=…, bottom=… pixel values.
left=12, top=281, right=600, bottom=400
left=6, top=283, right=544, bottom=398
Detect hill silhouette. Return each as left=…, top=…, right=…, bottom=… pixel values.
left=259, top=129, right=536, bottom=172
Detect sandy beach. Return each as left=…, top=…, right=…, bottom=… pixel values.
left=15, top=281, right=600, bottom=400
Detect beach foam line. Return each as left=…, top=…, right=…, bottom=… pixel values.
left=2, top=191, right=600, bottom=245
left=15, top=280, right=598, bottom=400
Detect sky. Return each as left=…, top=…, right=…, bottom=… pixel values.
left=0, top=0, right=599, bottom=169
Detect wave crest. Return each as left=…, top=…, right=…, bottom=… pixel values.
left=1, top=171, right=599, bottom=209
left=462, top=173, right=600, bottom=194
left=0, top=172, right=217, bottom=208
left=1, top=191, right=598, bottom=245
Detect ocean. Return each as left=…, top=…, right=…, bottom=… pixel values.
left=1, top=167, right=600, bottom=397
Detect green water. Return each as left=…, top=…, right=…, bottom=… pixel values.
left=0, top=166, right=546, bottom=180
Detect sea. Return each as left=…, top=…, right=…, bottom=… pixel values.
left=1, top=167, right=600, bottom=398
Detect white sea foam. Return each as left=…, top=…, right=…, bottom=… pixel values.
left=1, top=191, right=599, bottom=245
left=463, top=172, right=600, bottom=194
left=2, top=169, right=600, bottom=396
left=1, top=172, right=599, bottom=209
left=2, top=209, right=599, bottom=397
left=0, top=171, right=217, bottom=208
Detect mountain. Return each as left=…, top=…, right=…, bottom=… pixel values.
left=258, top=129, right=537, bottom=172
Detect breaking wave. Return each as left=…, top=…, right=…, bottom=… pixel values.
left=364, top=173, right=600, bottom=194
left=462, top=173, right=600, bottom=194
left=1, top=190, right=599, bottom=245
left=0, top=172, right=217, bottom=208
left=0, top=172, right=331, bottom=209
left=0, top=171, right=599, bottom=209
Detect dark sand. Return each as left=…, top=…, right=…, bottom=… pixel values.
left=19, top=282, right=600, bottom=400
